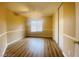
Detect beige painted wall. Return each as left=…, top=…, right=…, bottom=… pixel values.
left=75, top=2, right=79, bottom=56
left=0, top=3, right=7, bottom=56
left=0, top=3, right=26, bottom=56
left=62, top=3, right=76, bottom=57
left=59, top=4, right=64, bottom=51
left=26, top=16, right=52, bottom=37
left=63, top=3, right=76, bottom=37
left=52, top=10, right=58, bottom=43
left=75, top=3, right=79, bottom=41
left=53, top=2, right=76, bottom=56
left=6, top=9, right=26, bottom=44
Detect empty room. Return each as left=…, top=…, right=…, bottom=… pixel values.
left=0, top=2, right=79, bottom=57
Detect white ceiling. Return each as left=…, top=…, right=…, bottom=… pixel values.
left=5, top=2, right=61, bottom=17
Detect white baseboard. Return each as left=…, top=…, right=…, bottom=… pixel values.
left=63, top=52, right=68, bottom=57
left=0, top=30, right=24, bottom=57
left=7, top=37, right=23, bottom=46
left=1, top=37, right=24, bottom=57
left=59, top=48, right=68, bottom=57
left=2, top=45, right=7, bottom=57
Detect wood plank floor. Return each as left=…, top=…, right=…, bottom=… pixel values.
left=4, top=37, right=64, bottom=57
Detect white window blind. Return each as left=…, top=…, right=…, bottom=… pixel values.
left=30, top=20, right=43, bottom=32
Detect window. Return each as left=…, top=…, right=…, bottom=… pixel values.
left=30, top=20, right=43, bottom=32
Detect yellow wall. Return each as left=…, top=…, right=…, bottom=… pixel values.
left=26, top=16, right=52, bottom=37
left=0, top=3, right=7, bottom=56
left=75, top=3, right=79, bottom=40
left=75, top=2, right=79, bottom=56
left=0, top=3, right=26, bottom=56
left=62, top=3, right=76, bottom=57
left=63, top=3, right=76, bottom=37
left=52, top=10, right=58, bottom=43
left=53, top=2, right=76, bottom=56
left=6, top=10, right=26, bottom=44
left=59, top=4, right=64, bottom=51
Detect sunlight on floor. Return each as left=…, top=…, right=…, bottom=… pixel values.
left=27, top=38, right=44, bottom=56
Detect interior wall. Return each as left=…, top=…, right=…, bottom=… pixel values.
left=63, top=3, right=76, bottom=37
left=6, top=9, right=26, bottom=44
left=0, top=3, right=7, bottom=56
left=75, top=3, right=79, bottom=41
left=52, top=10, right=58, bottom=43
left=58, top=3, right=76, bottom=57
left=26, top=16, right=52, bottom=38
left=0, top=3, right=26, bottom=56
left=75, top=2, right=79, bottom=56
left=59, top=4, right=64, bottom=51
left=63, top=3, right=76, bottom=57
left=53, top=2, right=76, bottom=57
